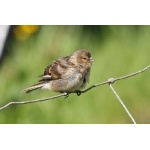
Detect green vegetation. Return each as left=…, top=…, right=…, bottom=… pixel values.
left=0, top=25, right=150, bottom=123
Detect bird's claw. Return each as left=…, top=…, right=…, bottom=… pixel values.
left=64, top=92, right=69, bottom=99
left=76, top=90, right=81, bottom=96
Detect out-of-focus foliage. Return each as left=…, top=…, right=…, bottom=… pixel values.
left=13, top=25, right=39, bottom=40
left=0, top=25, right=150, bottom=124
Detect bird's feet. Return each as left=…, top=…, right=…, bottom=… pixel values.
left=63, top=92, right=69, bottom=99
left=76, top=90, right=81, bottom=96
left=63, top=90, right=82, bottom=99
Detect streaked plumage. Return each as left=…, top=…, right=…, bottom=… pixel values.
left=23, top=49, right=93, bottom=93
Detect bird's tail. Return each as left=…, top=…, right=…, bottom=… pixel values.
left=22, top=82, right=45, bottom=93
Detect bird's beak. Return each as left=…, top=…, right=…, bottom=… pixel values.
left=90, top=57, right=94, bottom=62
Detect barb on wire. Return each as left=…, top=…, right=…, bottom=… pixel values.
left=0, top=64, right=150, bottom=111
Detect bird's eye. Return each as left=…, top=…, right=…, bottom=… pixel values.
left=82, top=57, right=86, bottom=60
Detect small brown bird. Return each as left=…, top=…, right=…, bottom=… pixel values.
left=23, top=49, right=93, bottom=94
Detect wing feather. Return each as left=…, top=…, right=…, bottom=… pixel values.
left=39, top=56, right=70, bottom=82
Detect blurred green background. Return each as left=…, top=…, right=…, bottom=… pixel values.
left=0, top=25, right=150, bottom=124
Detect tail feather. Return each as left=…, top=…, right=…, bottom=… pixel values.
left=22, top=83, right=45, bottom=93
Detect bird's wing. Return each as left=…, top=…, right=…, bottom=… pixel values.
left=39, top=56, right=71, bottom=82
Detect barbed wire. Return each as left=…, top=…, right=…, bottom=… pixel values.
left=0, top=65, right=150, bottom=123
